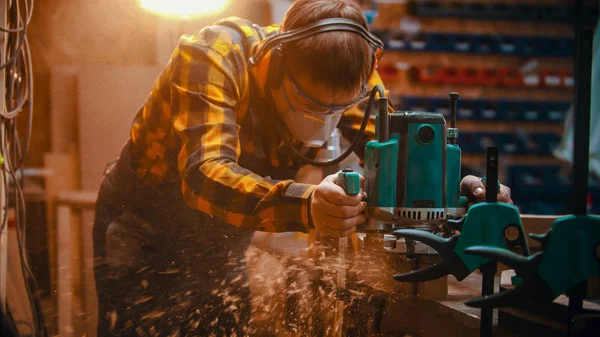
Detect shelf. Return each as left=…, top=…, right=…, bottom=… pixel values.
left=372, top=30, right=574, bottom=58
left=458, top=121, right=563, bottom=133
left=395, top=96, right=570, bottom=124
left=462, top=154, right=562, bottom=168
left=406, top=1, right=597, bottom=24
left=380, top=51, right=573, bottom=70
left=385, top=83, right=573, bottom=102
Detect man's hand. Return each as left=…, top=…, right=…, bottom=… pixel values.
left=310, top=173, right=367, bottom=238
left=460, top=175, right=513, bottom=206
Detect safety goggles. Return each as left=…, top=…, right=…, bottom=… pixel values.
left=286, top=72, right=368, bottom=115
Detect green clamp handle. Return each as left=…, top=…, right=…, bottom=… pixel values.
left=336, top=168, right=361, bottom=196
left=511, top=275, right=524, bottom=286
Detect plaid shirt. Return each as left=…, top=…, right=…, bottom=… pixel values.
left=129, top=17, right=387, bottom=233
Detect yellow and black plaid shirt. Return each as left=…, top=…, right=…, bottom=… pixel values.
left=129, top=17, right=386, bottom=233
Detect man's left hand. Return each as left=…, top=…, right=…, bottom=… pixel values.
left=460, top=175, right=512, bottom=206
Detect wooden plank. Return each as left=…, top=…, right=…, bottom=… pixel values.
left=49, top=67, right=79, bottom=153
left=43, top=151, right=79, bottom=328
left=70, top=210, right=84, bottom=336
left=520, top=214, right=559, bottom=249
left=6, top=226, right=35, bottom=335
left=57, top=204, right=74, bottom=337
left=57, top=191, right=98, bottom=208
left=81, top=208, right=97, bottom=337
left=54, top=191, right=97, bottom=336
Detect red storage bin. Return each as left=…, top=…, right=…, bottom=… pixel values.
left=457, top=67, right=480, bottom=85
left=380, top=62, right=399, bottom=79
left=523, top=73, right=541, bottom=87
left=561, top=71, right=574, bottom=88
left=499, top=68, right=523, bottom=87
left=542, top=70, right=562, bottom=88
left=477, top=68, right=501, bottom=86
left=413, top=65, right=441, bottom=84
left=439, top=66, right=460, bottom=84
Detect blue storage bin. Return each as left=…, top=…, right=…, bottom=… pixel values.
left=478, top=133, right=499, bottom=152
left=489, top=3, right=512, bottom=19
left=406, top=97, right=427, bottom=112
left=527, top=133, right=561, bottom=155
left=449, top=2, right=470, bottom=16
left=427, top=33, right=454, bottom=52
left=496, top=36, right=518, bottom=55
left=520, top=101, right=543, bottom=122
left=539, top=5, right=571, bottom=22
left=408, top=32, right=427, bottom=51
left=475, top=100, right=499, bottom=120
left=514, top=3, right=538, bottom=21
left=540, top=37, right=573, bottom=57
left=457, top=100, right=477, bottom=120
left=416, top=1, right=444, bottom=16
left=518, top=37, right=542, bottom=56
left=465, top=2, right=489, bottom=19
left=514, top=131, right=538, bottom=154
left=496, top=133, right=524, bottom=154
left=507, top=164, right=600, bottom=215
left=386, top=31, right=407, bottom=51
left=453, top=35, right=473, bottom=53
left=473, top=35, right=498, bottom=54
left=542, top=101, right=570, bottom=122
left=431, top=97, right=451, bottom=117
left=417, top=98, right=440, bottom=113
left=459, top=132, right=482, bottom=153
left=544, top=133, right=562, bottom=154
left=500, top=101, right=521, bottom=121
left=563, top=38, right=575, bottom=56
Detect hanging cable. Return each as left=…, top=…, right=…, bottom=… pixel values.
left=0, top=1, right=45, bottom=336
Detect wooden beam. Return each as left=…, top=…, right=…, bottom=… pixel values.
left=57, top=203, right=74, bottom=337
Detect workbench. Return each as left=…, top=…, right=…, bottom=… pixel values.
left=51, top=193, right=600, bottom=337
left=378, top=271, right=600, bottom=337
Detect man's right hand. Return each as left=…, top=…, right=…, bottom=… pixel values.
left=309, top=173, right=367, bottom=238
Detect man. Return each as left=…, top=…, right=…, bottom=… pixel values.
left=93, top=0, right=512, bottom=336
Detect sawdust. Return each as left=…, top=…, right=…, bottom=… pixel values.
left=141, top=311, right=166, bottom=320
left=242, top=242, right=400, bottom=337
left=103, top=239, right=405, bottom=336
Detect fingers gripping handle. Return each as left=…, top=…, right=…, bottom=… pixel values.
left=336, top=168, right=361, bottom=196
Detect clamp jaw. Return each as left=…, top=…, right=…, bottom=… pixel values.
left=464, top=215, right=600, bottom=308
left=393, top=147, right=532, bottom=283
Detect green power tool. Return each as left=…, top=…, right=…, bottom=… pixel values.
left=358, top=90, right=467, bottom=232
left=338, top=87, right=531, bottom=281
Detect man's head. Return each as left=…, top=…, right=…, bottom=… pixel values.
left=264, top=0, right=380, bottom=147
left=280, top=0, right=374, bottom=94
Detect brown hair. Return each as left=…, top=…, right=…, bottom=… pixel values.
left=280, top=0, right=373, bottom=93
